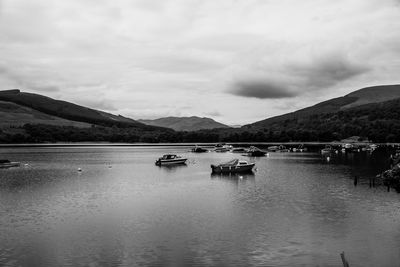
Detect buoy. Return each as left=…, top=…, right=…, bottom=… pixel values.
left=78, top=168, right=82, bottom=172
left=326, top=156, right=330, bottom=162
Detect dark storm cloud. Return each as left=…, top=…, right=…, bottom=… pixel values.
left=231, top=81, right=297, bottom=99
left=229, top=53, right=369, bottom=99
left=291, top=55, right=370, bottom=90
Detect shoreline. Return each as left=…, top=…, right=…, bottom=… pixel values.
left=0, top=141, right=399, bottom=148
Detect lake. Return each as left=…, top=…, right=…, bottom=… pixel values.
left=0, top=146, right=399, bottom=266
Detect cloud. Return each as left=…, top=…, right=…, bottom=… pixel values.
left=231, top=81, right=297, bottom=99
left=290, top=53, right=370, bottom=90
left=228, top=52, right=370, bottom=99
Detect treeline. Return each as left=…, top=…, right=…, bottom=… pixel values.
left=0, top=124, right=221, bottom=143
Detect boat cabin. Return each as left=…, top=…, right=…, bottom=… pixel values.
left=161, top=154, right=178, bottom=160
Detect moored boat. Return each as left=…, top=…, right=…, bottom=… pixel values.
left=267, top=145, right=279, bottom=152
left=211, top=159, right=255, bottom=173
left=214, top=144, right=232, bottom=153
left=296, top=144, right=308, bottom=152
left=191, top=146, right=208, bottom=153
left=247, top=146, right=267, bottom=156
left=0, top=159, right=21, bottom=168
left=278, top=145, right=290, bottom=152
left=230, top=147, right=249, bottom=153
left=155, top=154, right=187, bottom=165
left=321, top=145, right=333, bottom=154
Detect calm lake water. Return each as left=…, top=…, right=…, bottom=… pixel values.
left=0, top=146, right=399, bottom=267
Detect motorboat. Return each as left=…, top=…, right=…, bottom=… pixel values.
left=214, top=144, right=232, bottom=152
left=267, top=145, right=279, bottom=152
left=296, top=144, right=308, bottom=152
left=366, top=144, right=377, bottom=151
left=214, top=147, right=230, bottom=152
left=211, top=159, right=255, bottom=173
left=278, top=145, right=290, bottom=152
left=155, top=154, right=187, bottom=165
left=230, top=147, right=249, bottom=153
left=191, top=146, right=208, bottom=153
left=321, top=145, right=333, bottom=154
left=247, top=146, right=267, bottom=156
left=0, top=159, right=21, bottom=168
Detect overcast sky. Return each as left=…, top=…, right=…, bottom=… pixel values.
left=1, top=0, right=399, bottom=125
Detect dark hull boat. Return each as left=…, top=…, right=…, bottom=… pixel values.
left=0, top=160, right=20, bottom=168
left=247, top=146, right=267, bottom=156
left=155, top=154, right=187, bottom=165
left=191, top=146, right=208, bottom=153
left=211, top=159, right=255, bottom=174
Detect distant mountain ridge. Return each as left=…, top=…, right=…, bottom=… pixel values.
left=138, top=116, right=230, bottom=131
left=246, top=84, right=400, bottom=129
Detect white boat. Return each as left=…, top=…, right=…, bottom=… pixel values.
left=211, top=159, right=255, bottom=173
left=0, top=160, right=21, bottom=168
left=321, top=145, right=333, bottom=154
left=155, top=154, right=187, bottom=165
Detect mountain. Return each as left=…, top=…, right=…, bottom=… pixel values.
left=246, top=84, right=400, bottom=129
left=0, top=89, right=151, bottom=129
left=138, top=116, right=230, bottom=131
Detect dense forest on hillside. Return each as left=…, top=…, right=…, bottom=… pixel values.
left=1, top=98, right=400, bottom=143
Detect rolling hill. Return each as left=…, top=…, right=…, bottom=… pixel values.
left=0, top=89, right=147, bottom=128
left=246, top=84, right=400, bottom=129
left=138, top=116, right=230, bottom=131
left=0, top=100, right=91, bottom=128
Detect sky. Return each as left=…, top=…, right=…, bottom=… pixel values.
left=0, top=0, right=400, bottom=125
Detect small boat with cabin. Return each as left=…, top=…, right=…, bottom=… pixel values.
left=293, top=144, right=308, bottom=152
left=247, top=146, right=267, bottom=156
left=267, top=145, right=279, bottom=152
left=214, top=144, right=232, bottom=152
left=155, top=154, right=187, bottom=165
left=211, top=159, right=255, bottom=174
left=0, top=159, right=21, bottom=168
left=321, top=145, right=333, bottom=154
left=191, top=146, right=208, bottom=153
left=278, top=145, right=290, bottom=152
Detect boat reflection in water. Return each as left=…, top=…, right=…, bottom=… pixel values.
left=211, top=171, right=255, bottom=184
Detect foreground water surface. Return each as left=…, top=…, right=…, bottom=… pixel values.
left=0, top=146, right=399, bottom=266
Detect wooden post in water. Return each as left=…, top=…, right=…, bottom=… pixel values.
left=353, top=176, right=358, bottom=186
left=369, top=177, right=372, bottom=188
left=340, top=251, right=350, bottom=267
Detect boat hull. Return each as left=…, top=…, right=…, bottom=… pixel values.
left=211, top=163, right=255, bottom=173
left=0, top=162, right=21, bottom=168
left=155, top=158, right=187, bottom=165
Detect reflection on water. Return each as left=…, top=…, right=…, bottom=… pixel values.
left=0, top=146, right=399, bottom=267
